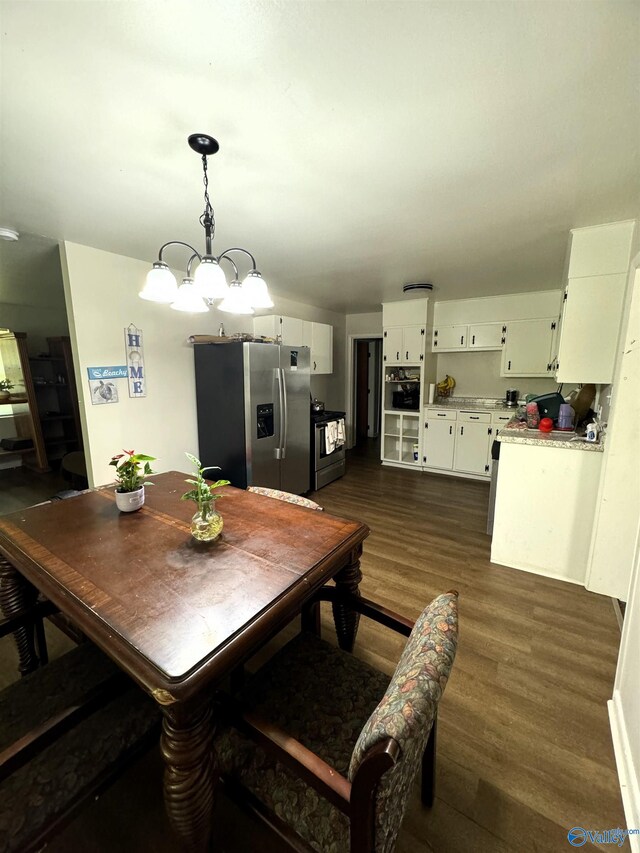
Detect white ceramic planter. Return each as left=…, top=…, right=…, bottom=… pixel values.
left=115, top=486, right=145, bottom=512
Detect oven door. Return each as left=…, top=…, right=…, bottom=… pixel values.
left=315, top=422, right=346, bottom=471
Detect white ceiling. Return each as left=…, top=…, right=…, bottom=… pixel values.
left=0, top=1, right=638, bottom=314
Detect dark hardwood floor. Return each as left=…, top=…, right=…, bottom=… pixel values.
left=27, top=441, right=625, bottom=852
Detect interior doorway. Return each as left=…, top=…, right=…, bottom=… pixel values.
left=351, top=337, right=382, bottom=448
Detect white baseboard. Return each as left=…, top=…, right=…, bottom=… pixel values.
left=609, top=692, right=640, bottom=851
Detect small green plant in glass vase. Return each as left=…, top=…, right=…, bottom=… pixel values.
left=0, top=379, right=14, bottom=401
left=109, top=449, right=156, bottom=512
left=181, top=453, right=230, bottom=542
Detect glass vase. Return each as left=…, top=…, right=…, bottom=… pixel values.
left=190, top=504, right=223, bottom=542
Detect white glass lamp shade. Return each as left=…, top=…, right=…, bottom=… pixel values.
left=139, top=262, right=179, bottom=303
left=170, top=278, right=209, bottom=313
left=218, top=280, right=255, bottom=315
left=194, top=257, right=229, bottom=300
left=242, top=270, right=273, bottom=309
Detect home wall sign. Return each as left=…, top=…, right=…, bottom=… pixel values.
left=125, top=324, right=146, bottom=398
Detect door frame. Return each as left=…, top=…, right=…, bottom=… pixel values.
left=345, top=333, right=383, bottom=449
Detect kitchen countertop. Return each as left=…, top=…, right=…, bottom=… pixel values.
left=497, top=424, right=604, bottom=452
left=425, top=397, right=517, bottom=411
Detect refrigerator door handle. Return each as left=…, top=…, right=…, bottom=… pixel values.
left=281, top=368, right=288, bottom=459
left=275, top=368, right=283, bottom=460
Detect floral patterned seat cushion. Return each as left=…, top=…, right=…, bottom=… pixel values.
left=214, top=592, right=458, bottom=853
left=0, top=641, right=160, bottom=853
left=247, top=486, right=323, bottom=511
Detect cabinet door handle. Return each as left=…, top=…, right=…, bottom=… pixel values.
left=508, top=360, right=511, bottom=370
left=449, top=425, right=452, bottom=434
left=472, top=335, right=475, bottom=345
left=406, top=351, right=409, bottom=360
left=460, top=426, right=464, bottom=435
left=437, top=413, right=446, bottom=417
left=470, top=416, right=479, bottom=420
left=314, top=361, right=317, bottom=371
left=460, top=336, right=464, bottom=345
left=397, top=351, right=400, bottom=360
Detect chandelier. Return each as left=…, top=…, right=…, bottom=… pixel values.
left=139, top=134, right=272, bottom=315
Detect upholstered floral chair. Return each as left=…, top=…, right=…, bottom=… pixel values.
left=247, top=485, right=323, bottom=511
left=213, top=588, right=459, bottom=853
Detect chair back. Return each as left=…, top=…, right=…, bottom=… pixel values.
left=247, top=486, right=323, bottom=511
left=348, top=591, right=459, bottom=852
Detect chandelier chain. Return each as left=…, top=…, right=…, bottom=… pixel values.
left=199, top=154, right=215, bottom=238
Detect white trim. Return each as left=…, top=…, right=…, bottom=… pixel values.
left=345, top=332, right=383, bottom=449
left=609, top=693, right=640, bottom=851
left=489, top=558, right=584, bottom=586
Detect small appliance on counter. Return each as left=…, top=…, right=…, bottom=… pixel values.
left=505, top=389, right=519, bottom=407
left=557, top=404, right=575, bottom=431
left=529, top=392, right=565, bottom=422
left=392, top=385, right=420, bottom=410
left=311, top=398, right=325, bottom=413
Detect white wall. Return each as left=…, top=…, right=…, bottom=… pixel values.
left=609, top=527, right=640, bottom=849
left=434, top=350, right=565, bottom=398
left=587, top=261, right=640, bottom=600
left=60, top=242, right=346, bottom=487
left=0, top=303, right=69, bottom=354
left=346, top=312, right=383, bottom=336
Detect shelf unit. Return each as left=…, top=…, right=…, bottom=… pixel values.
left=29, top=337, right=83, bottom=465
left=0, top=333, right=48, bottom=471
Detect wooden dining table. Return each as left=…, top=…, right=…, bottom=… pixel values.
left=0, top=471, right=369, bottom=851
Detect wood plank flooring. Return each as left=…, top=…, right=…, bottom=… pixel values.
left=41, top=443, right=626, bottom=851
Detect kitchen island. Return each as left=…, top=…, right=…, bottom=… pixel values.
left=490, top=425, right=603, bottom=584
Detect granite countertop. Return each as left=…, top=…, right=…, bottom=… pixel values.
left=497, top=424, right=604, bottom=452
left=424, top=397, right=518, bottom=411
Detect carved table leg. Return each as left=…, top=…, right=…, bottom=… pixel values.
left=161, top=695, right=216, bottom=852
left=332, top=543, right=363, bottom=652
left=0, top=554, right=40, bottom=675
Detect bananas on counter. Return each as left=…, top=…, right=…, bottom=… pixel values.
left=436, top=375, right=456, bottom=396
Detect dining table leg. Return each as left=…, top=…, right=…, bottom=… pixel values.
left=332, top=543, right=363, bottom=652
left=0, top=554, right=39, bottom=675
left=160, top=694, right=216, bottom=852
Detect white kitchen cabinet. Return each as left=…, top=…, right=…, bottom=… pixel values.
left=302, top=321, right=333, bottom=374
left=453, top=417, right=492, bottom=476
left=500, top=318, right=556, bottom=377
left=253, top=315, right=304, bottom=346
left=555, top=274, right=626, bottom=385
left=382, top=411, right=421, bottom=467
left=468, top=322, right=504, bottom=351
left=567, top=221, right=635, bottom=279
left=432, top=324, right=467, bottom=352
left=422, top=413, right=456, bottom=470
left=383, top=326, right=425, bottom=364
left=382, top=298, right=429, bottom=328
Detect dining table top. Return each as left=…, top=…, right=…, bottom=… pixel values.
left=0, top=472, right=369, bottom=703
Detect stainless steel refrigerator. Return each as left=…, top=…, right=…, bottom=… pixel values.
left=194, top=342, right=311, bottom=493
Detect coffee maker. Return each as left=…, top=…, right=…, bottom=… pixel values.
left=505, top=389, right=519, bottom=407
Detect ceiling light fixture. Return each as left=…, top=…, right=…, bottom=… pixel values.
left=140, top=134, right=272, bottom=314
left=0, top=228, right=19, bottom=242
left=402, top=282, right=433, bottom=293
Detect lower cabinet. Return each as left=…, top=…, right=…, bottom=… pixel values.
left=453, top=417, right=492, bottom=476
left=422, top=408, right=503, bottom=479
left=423, top=414, right=456, bottom=470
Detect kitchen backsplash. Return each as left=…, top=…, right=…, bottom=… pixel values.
left=435, top=351, right=576, bottom=398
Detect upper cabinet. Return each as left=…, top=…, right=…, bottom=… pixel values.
left=500, top=318, right=557, bottom=377
left=302, top=321, right=333, bottom=374
left=432, top=321, right=504, bottom=352
left=555, top=221, right=636, bottom=385
left=253, top=315, right=333, bottom=374
left=382, top=298, right=429, bottom=365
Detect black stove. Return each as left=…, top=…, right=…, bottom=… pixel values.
left=311, top=408, right=346, bottom=425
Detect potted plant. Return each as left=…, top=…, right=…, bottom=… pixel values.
left=0, top=379, right=14, bottom=402
left=181, top=453, right=230, bottom=542
left=109, top=449, right=156, bottom=512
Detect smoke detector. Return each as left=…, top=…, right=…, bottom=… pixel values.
left=402, top=282, right=433, bottom=293
left=0, top=228, right=19, bottom=242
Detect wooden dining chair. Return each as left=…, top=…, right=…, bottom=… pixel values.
left=247, top=485, right=323, bottom=511
left=0, top=595, right=161, bottom=853
left=213, top=588, right=459, bottom=853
